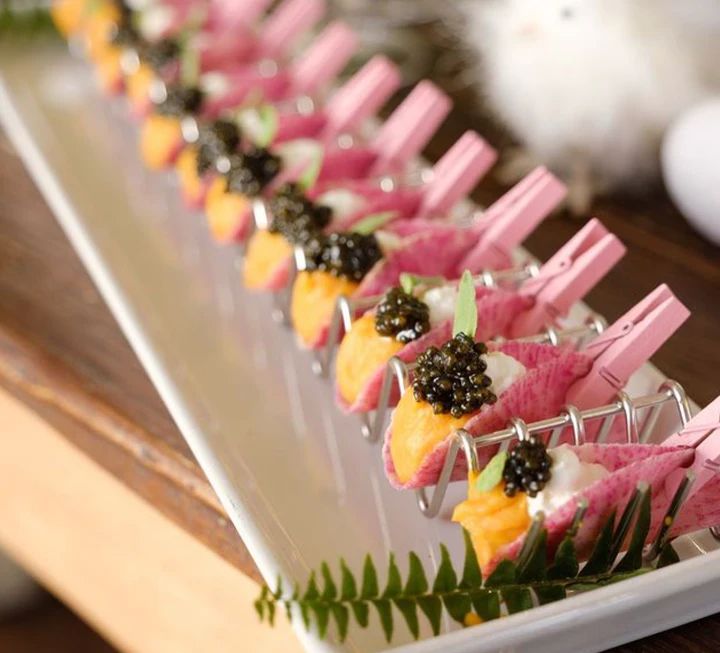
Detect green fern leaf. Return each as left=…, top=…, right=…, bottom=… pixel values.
left=534, top=585, right=566, bottom=605
left=311, top=602, right=331, bottom=639
left=416, top=595, right=443, bottom=636
left=518, top=530, right=548, bottom=583
left=267, top=599, right=276, bottom=626
left=657, top=543, right=680, bottom=568
left=485, top=559, right=517, bottom=588
left=501, top=587, right=533, bottom=614
left=613, top=488, right=651, bottom=573
left=373, top=598, right=394, bottom=642
left=321, top=562, right=338, bottom=600
left=579, top=510, right=616, bottom=577
left=350, top=601, right=370, bottom=628
left=404, top=552, right=429, bottom=596
left=382, top=554, right=403, bottom=598
left=361, top=555, right=379, bottom=599
left=460, top=530, right=483, bottom=589
left=469, top=589, right=501, bottom=621
left=303, top=571, right=320, bottom=601
left=548, top=536, right=579, bottom=580
left=432, top=544, right=458, bottom=593
left=254, top=597, right=265, bottom=621
left=272, top=577, right=283, bottom=600
left=340, top=559, right=358, bottom=600
left=442, top=593, right=473, bottom=625
left=393, top=598, right=420, bottom=639
left=330, top=604, right=350, bottom=642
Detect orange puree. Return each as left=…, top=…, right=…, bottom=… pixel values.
left=335, top=313, right=403, bottom=405
left=204, top=178, right=249, bottom=242
left=140, top=114, right=182, bottom=170
left=126, top=63, right=155, bottom=113
left=291, top=271, right=358, bottom=347
left=50, top=0, right=87, bottom=35
left=86, top=2, right=121, bottom=59
left=390, top=389, right=467, bottom=484
left=243, top=230, right=293, bottom=289
left=176, top=147, right=202, bottom=202
left=452, top=473, right=530, bottom=569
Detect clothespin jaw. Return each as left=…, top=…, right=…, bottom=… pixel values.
left=369, top=81, right=452, bottom=175
left=509, top=218, right=626, bottom=336
left=208, top=0, right=272, bottom=30
left=322, top=55, right=400, bottom=140
left=460, top=167, right=566, bottom=273
left=567, top=285, right=691, bottom=408
left=290, top=21, right=358, bottom=96
left=257, top=0, right=326, bottom=59
left=418, top=131, right=497, bottom=218
left=664, top=396, right=720, bottom=500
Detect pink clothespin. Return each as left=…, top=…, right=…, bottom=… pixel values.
left=257, top=0, right=326, bottom=59
left=369, top=81, right=452, bottom=175
left=417, top=131, right=497, bottom=218
left=289, top=21, right=358, bottom=96
left=460, top=167, right=567, bottom=272
left=509, top=219, right=626, bottom=336
left=207, top=0, right=272, bottom=31
left=567, top=285, right=691, bottom=408
left=322, top=55, right=401, bottom=141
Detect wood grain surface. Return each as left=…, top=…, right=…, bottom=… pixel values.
left=1, top=36, right=720, bottom=649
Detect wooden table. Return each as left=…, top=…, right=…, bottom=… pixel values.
left=1, top=79, right=720, bottom=651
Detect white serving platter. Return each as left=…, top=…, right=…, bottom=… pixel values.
left=2, top=38, right=719, bottom=653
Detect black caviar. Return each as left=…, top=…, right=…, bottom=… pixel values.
left=156, top=84, right=204, bottom=116
left=375, top=287, right=430, bottom=343
left=303, top=232, right=382, bottom=282
left=412, top=333, right=496, bottom=417
left=142, top=39, right=180, bottom=72
left=109, top=1, right=136, bottom=46
left=503, top=437, right=553, bottom=498
left=268, top=183, right=332, bottom=245
left=225, top=147, right=281, bottom=196
left=196, top=120, right=241, bottom=175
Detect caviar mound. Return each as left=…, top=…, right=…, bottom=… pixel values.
left=268, top=183, right=332, bottom=245
left=413, top=333, right=497, bottom=418
left=226, top=147, right=281, bottom=197
left=196, top=120, right=241, bottom=175
left=503, top=436, right=553, bottom=498
left=303, top=232, right=382, bottom=282
left=375, top=287, right=430, bottom=344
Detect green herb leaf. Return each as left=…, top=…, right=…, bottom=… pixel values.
left=352, top=211, right=398, bottom=235
left=416, top=596, right=442, bottom=636
left=350, top=601, right=369, bottom=628
left=321, top=562, right=338, bottom=601
left=485, top=559, right=517, bottom=588
left=340, top=559, right=357, bottom=600
left=360, top=555, right=379, bottom=599
left=501, top=587, right=533, bottom=614
left=548, top=536, right=579, bottom=580
left=254, top=104, right=279, bottom=147
left=460, top=530, right=483, bottom=589
left=613, top=487, right=651, bottom=573
left=330, top=604, right=350, bottom=641
left=303, top=571, right=320, bottom=601
left=297, top=145, right=324, bottom=191
left=534, top=585, right=566, bottom=605
left=393, top=598, right=420, bottom=639
left=399, top=273, right=445, bottom=295
left=518, top=529, right=548, bottom=584
left=579, top=510, right=616, bottom=577
left=373, top=599, right=394, bottom=642
left=452, top=270, right=477, bottom=338
left=657, top=542, right=680, bottom=568
left=469, top=589, right=500, bottom=621
left=311, top=602, right=331, bottom=638
left=382, top=554, right=403, bottom=598
left=475, top=452, right=507, bottom=493
left=443, top=592, right=473, bottom=625
left=404, top=552, right=429, bottom=596
left=432, top=545, right=458, bottom=594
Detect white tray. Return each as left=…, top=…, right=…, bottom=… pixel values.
left=2, top=39, right=719, bottom=653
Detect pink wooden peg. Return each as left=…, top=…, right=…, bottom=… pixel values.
left=208, top=0, right=272, bottom=30
left=322, top=56, right=401, bottom=139
left=460, top=168, right=566, bottom=272
left=290, top=21, right=358, bottom=96
left=567, top=284, right=691, bottom=408
left=418, top=131, right=497, bottom=217
left=509, top=218, right=626, bottom=336
left=258, top=0, right=326, bottom=59
left=370, top=81, right=452, bottom=174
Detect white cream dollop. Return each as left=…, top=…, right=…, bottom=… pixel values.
left=374, top=230, right=403, bottom=253
left=316, top=189, right=365, bottom=222
left=483, top=351, right=527, bottom=396
left=138, top=5, right=175, bottom=40
left=422, top=285, right=457, bottom=327
left=527, top=445, right=609, bottom=518
left=276, top=139, right=323, bottom=171
left=200, top=72, right=229, bottom=98
left=236, top=107, right=266, bottom=143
